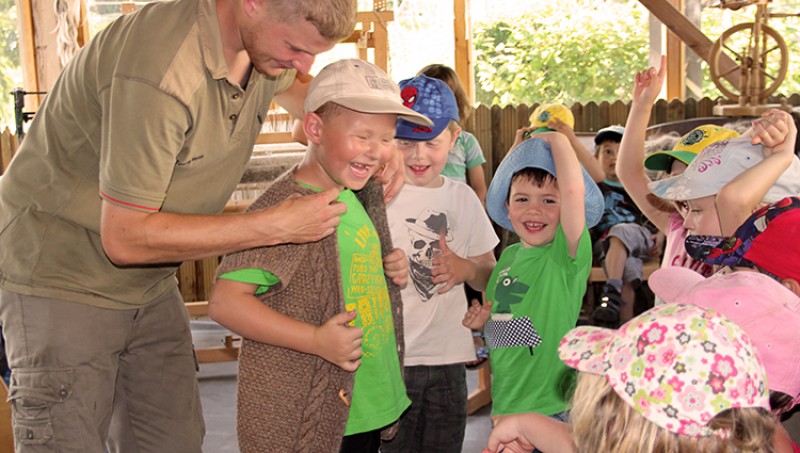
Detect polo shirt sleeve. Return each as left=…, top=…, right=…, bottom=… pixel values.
left=99, top=76, right=190, bottom=212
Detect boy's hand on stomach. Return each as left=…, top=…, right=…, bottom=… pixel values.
left=313, top=310, right=363, bottom=372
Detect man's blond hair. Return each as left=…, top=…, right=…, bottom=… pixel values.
left=570, top=373, right=775, bottom=453
left=266, top=0, right=357, bottom=42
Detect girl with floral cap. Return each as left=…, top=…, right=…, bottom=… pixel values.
left=483, top=303, right=776, bottom=453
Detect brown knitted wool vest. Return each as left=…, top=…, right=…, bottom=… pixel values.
left=216, top=169, right=404, bottom=453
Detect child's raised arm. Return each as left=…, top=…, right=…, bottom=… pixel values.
left=550, top=117, right=606, bottom=183
left=209, top=279, right=363, bottom=371
left=616, top=56, right=673, bottom=233
left=537, top=131, right=586, bottom=257
left=716, top=109, right=797, bottom=235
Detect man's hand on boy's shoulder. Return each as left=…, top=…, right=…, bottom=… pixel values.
left=383, top=247, right=409, bottom=288
left=266, top=188, right=346, bottom=245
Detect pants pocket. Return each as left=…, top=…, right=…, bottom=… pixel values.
left=8, top=368, right=74, bottom=449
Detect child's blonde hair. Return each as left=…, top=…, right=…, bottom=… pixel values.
left=418, top=64, right=474, bottom=123
left=570, top=373, right=775, bottom=453
left=265, top=0, right=357, bottom=42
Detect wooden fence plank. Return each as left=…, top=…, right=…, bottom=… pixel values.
left=1, top=127, right=17, bottom=174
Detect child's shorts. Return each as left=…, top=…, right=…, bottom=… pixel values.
left=599, top=222, right=655, bottom=284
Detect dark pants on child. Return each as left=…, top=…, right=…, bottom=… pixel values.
left=340, top=429, right=381, bottom=453
left=380, top=364, right=467, bottom=453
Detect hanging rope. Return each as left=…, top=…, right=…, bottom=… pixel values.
left=54, top=0, right=82, bottom=68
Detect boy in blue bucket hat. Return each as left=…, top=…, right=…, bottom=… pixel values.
left=463, top=133, right=603, bottom=428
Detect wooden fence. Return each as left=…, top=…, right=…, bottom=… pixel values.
left=0, top=127, right=17, bottom=175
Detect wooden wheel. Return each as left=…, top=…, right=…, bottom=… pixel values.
left=708, top=22, right=788, bottom=101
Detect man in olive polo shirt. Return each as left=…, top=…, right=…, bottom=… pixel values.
left=0, top=0, right=386, bottom=451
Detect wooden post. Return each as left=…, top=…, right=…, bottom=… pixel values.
left=453, top=0, right=475, bottom=103
left=16, top=0, right=42, bottom=108
left=666, top=0, right=685, bottom=100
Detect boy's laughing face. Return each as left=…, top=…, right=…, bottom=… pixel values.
left=506, top=175, right=561, bottom=248
left=397, top=128, right=457, bottom=188
left=309, top=108, right=398, bottom=191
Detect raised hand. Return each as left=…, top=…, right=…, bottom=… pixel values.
left=548, top=117, right=577, bottom=140
left=632, top=55, right=666, bottom=107
left=750, top=109, right=797, bottom=157
left=463, top=299, right=492, bottom=331
left=383, top=247, right=409, bottom=288
left=312, top=310, right=363, bottom=372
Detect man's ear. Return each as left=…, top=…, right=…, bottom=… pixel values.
left=303, top=112, right=324, bottom=145
left=242, top=0, right=266, bottom=18
left=782, top=278, right=800, bottom=297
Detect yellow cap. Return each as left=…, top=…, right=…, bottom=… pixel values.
left=529, top=103, right=574, bottom=133
left=644, top=125, right=740, bottom=171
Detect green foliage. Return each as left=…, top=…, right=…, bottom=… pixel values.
left=0, top=0, right=20, bottom=129
left=473, top=1, right=649, bottom=106
left=474, top=0, right=800, bottom=106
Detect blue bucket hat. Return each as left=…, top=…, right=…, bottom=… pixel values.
left=395, top=75, right=459, bottom=141
left=486, top=138, right=604, bottom=232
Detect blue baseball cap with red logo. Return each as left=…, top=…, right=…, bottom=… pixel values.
left=395, top=75, right=460, bottom=141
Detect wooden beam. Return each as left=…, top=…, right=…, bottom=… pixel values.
left=30, top=0, right=63, bottom=92
left=666, top=0, right=685, bottom=100
left=16, top=0, right=40, bottom=104
left=638, top=0, right=740, bottom=91
left=453, top=0, right=475, bottom=104
left=77, top=0, right=90, bottom=47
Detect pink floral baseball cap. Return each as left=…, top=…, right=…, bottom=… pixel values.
left=559, top=304, right=769, bottom=438
left=650, top=267, right=800, bottom=408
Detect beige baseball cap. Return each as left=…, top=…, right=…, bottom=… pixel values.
left=304, top=59, right=432, bottom=126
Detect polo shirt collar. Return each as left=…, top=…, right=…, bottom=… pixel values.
left=197, top=0, right=228, bottom=80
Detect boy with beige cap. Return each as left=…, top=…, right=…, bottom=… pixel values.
left=208, top=59, right=431, bottom=453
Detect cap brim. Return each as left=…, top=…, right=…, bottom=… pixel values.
left=558, top=325, right=615, bottom=375
left=395, top=116, right=451, bottom=140
left=647, top=172, right=721, bottom=201
left=335, top=96, right=433, bottom=127
left=648, top=267, right=706, bottom=303
left=644, top=150, right=696, bottom=171
left=486, top=138, right=604, bottom=232
left=594, top=130, right=623, bottom=145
